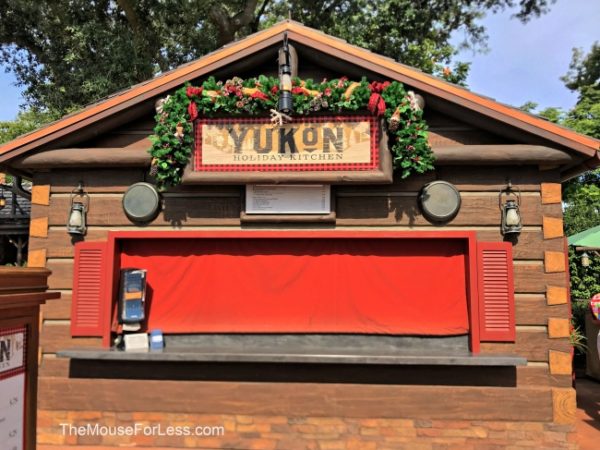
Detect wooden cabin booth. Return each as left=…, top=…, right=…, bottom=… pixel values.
left=1, top=21, right=598, bottom=449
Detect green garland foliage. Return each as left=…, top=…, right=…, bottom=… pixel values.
left=149, top=76, right=434, bottom=189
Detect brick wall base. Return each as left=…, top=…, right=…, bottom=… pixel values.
left=38, top=410, right=578, bottom=449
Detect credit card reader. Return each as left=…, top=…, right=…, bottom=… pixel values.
left=118, top=268, right=147, bottom=324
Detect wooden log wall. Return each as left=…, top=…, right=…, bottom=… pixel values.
left=28, top=111, right=574, bottom=423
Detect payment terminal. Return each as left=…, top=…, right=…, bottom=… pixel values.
left=118, top=268, right=147, bottom=324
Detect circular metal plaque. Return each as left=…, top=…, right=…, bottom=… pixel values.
left=122, top=182, right=161, bottom=222
left=419, top=181, right=461, bottom=223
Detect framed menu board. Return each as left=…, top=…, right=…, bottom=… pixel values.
left=0, top=327, right=26, bottom=450
left=0, top=267, right=58, bottom=450
left=245, top=185, right=331, bottom=214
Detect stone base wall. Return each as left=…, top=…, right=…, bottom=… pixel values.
left=38, top=411, right=578, bottom=449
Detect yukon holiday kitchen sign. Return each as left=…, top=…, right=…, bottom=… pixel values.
left=194, top=116, right=379, bottom=172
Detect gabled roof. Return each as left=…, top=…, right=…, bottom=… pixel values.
left=0, top=20, right=598, bottom=165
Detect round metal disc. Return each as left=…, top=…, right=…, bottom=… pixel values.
left=122, top=182, right=161, bottom=222
left=419, top=181, right=461, bottom=222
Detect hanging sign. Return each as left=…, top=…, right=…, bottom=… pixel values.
left=194, top=116, right=378, bottom=172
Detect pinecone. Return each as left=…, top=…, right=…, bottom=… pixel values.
left=149, top=157, right=159, bottom=176
left=388, top=107, right=401, bottom=131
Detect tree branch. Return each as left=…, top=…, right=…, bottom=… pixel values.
left=209, top=0, right=259, bottom=47
left=232, top=0, right=259, bottom=28
left=209, top=7, right=231, bottom=46
left=116, top=0, right=143, bottom=36
left=251, top=0, right=271, bottom=33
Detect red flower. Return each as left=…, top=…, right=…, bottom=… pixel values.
left=188, top=101, right=198, bottom=121
left=324, top=88, right=332, bottom=97
left=337, top=76, right=348, bottom=88
left=186, top=86, right=203, bottom=97
left=271, top=86, right=279, bottom=94
left=251, top=91, right=269, bottom=101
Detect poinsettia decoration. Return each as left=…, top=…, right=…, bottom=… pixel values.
left=149, top=75, right=433, bottom=189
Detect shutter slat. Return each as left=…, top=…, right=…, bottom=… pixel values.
left=477, top=241, right=515, bottom=342
left=71, top=241, right=106, bottom=337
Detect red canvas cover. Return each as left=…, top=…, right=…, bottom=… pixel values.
left=119, top=238, right=469, bottom=335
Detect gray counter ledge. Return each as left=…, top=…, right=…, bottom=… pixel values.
left=57, top=347, right=527, bottom=366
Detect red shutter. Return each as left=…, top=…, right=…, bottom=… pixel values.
left=477, top=241, right=516, bottom=342
left=71, top=241, right=107, bottom=337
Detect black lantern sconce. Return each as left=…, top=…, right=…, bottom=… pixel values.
left=278, top=32, right=293, bottom=114
left=67, top=182, right=89, bottom=235
left=499, top=181, right=522, bottom=236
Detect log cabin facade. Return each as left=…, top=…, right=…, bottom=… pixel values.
left=1, top=20, right=599, bottom=449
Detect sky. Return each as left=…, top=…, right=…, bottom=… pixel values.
left=451, top=0, right=599, bottom=110
left=0, top=0, right=598, bottom=122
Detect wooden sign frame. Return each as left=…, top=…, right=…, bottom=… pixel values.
left=0, top=326, right=27, bottom=450
left=240, top=184, right=336, bottom=223
left=182, top=116, right=392, bottom=184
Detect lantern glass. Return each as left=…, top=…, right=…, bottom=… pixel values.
left=0, top=193, right=5, bottom=210
left=581, top=252, right=591, bottom=268
left=280, top=73, right=292, bottom=91
left=505, top=206, right=521, bottom=227
left=67, top=202, right=86, bottom=235
left=501, top=199, right=522, bottom=235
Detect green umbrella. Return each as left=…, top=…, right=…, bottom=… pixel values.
left=568, top=224, right=600, bottom=249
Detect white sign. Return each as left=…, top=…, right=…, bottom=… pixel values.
left=246, top=185, right=331, bottom=214
left=0, top=331, right=25, bottom=374
left=0, top=373, right=25, bottom=450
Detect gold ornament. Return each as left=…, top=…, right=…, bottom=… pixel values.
left=343, top=82, right=361, bottom=100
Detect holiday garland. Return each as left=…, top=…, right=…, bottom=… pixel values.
left=149, top=75, right=434, bottom=189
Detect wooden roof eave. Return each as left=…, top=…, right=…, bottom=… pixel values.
left=560, top=151, right=600, bottom=182
left=10, top=144, right=586, bottom=172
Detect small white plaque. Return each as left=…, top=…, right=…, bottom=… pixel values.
left=0, top=373, right=25, bottom=450
left=246, top=185, right=331, bottom=214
